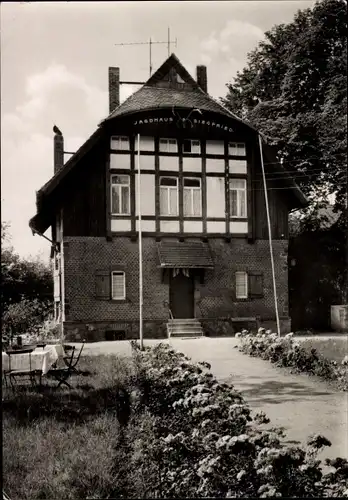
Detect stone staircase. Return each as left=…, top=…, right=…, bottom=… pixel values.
left=167, top=318, right=204, bottom=338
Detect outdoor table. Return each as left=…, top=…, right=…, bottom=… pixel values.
left=2, top=344, right=65, bottom=376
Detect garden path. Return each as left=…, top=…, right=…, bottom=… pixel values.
left=79, top=337, right=347, bottom=463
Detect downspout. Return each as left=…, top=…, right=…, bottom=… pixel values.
left=31, top=226, right=63, bottom=343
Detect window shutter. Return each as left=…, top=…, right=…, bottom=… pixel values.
left=95, top=270, right=110, bottom=300
left=248, top=272, right=263, bottom=298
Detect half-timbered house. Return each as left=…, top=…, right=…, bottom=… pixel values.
left=29, top=54, right=307, bottom=341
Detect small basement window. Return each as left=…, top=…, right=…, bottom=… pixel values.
left=111, top=271, right=126, bottom=300
left=105, top=330, right=126, bottom=341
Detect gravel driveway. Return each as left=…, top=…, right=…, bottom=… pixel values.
left=77, top=337, right=348, bottom=462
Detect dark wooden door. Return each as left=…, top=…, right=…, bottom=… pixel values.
left=170, top=271, right=194, bottom=318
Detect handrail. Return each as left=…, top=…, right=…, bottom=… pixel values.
left=163, top=300, right=173, bottom=320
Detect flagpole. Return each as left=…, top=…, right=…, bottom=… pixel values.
left=259, top=134, right=281, bottom=337
left=137, top=133, right=144, bottom=350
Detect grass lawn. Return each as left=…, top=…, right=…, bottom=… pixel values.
left=299, top=337, right=348, bottom=362
left=2, top=354, right=134, bottom=500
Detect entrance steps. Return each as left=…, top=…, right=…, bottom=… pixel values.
left=167, top=318, right=204, bottom=338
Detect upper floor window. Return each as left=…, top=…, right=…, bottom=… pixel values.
left=229, top=179, right=247, bottom=218
left=111, top=136, right=130, bottom=150
left=111, top=271, right=126, bottom=300
left=229, top=142, right=246, bottom=156
left=183, top=139, right=201, bottom=154
left=160, top=177, right=178, bottom=216
left=159, top=138, right=178, bottom=153
left=183, top=178, right=201, bottom=217
left=111, top=175, right=130, bottom=215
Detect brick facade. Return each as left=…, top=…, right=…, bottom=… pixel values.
left=63, top=236, right=290, bottom=341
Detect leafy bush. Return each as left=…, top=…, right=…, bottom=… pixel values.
left=1, top=222, right=53, bottom=310
left=127, top=342, right=348, bottom=498
left=2, top=298, right=53, bottom=347
left=237, top=329, right=348, bottom=391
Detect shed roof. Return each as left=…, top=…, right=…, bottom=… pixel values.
left=157, top=240, right=214, bottom=269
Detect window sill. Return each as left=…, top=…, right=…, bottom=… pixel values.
left=110, top=299, right=128, bottom=303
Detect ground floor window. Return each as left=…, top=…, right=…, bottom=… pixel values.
left=235, top=271, right=264, bottom=299
left=111, top=271, right=126, bottom=300
left=235, top=271, right=248, bottom=299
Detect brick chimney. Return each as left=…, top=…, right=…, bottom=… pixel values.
left=54, top=128, right=64, bottom=174
left=109, top=67, right=120, bottom=113
left=196, top=65, right=208, bottom=93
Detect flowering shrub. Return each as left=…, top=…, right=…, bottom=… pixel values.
left=127, top=342, right=347, bottom=498
left=237, top=329, right=348, bottom=392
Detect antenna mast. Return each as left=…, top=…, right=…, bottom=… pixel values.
left=115, top=28, right=177, bottom=76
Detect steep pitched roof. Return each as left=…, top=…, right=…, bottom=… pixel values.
left=101, top=53, right=249, bottom=127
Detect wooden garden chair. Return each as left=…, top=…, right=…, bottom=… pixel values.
left=47, top=346, right=76, bottom=389
left=5, top=347, right=37, bottom=390
left=63, top=341, right=85, bottom=374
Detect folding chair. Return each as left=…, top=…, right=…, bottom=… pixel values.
left=63, top=341, right=85, bottom=374
left=47, top=347, right=76, bottom=390
left=5, top=348, right=37, bottom=390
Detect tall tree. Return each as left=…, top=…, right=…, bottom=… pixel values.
left=222, top=0, right=347, bottom=221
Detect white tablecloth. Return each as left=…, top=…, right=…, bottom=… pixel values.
left=2, top=344, right=65, bottom=375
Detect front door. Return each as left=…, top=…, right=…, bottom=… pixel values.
left=169, top=269, right=194, bottom=318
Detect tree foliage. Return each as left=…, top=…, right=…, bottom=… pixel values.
left=1, top=222, right=53, bottom=311
left=222, top=0, right=347, bottom=220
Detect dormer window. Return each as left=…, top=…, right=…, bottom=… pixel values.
left=111, top=136, right=130, bottom=150
left=159, top=138, right=178, bottom=153
left=229, top=142, right=246, bottom=156
left=183, top=139, right=201, bottom=154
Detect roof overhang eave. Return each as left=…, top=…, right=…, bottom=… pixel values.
left=29, top=213, right=51, bottom=236
left=100, top=104, right=257, bottom=132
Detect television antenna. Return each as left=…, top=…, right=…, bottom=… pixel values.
left=115, top=27, right=177, bottom=77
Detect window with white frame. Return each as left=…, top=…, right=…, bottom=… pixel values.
left=229, top=179, right=247, bottom=218
left=111, top=175, right=130, bottom=215
left=159, top=138, right=178, bottom=153
left=111, top=271, right=126, bottom=300
left=111, top=136, right=130, bottom=150
left=183, top=178, right=201, bottom=216
left=228, top=142, right=246, bottom=156
left=183, top=139, right=201, bottom=154
left=235, top=271, right=248, bottom=299
left=160, top=177, right=178, bottom=216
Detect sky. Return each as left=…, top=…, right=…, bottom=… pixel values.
left=1, top=0, right=314, bottom=261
